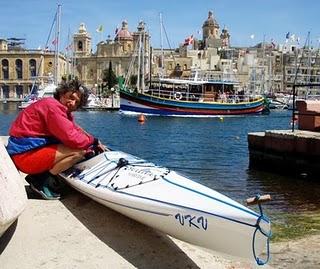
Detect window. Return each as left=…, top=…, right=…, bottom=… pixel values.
left=2, top=59, right=9, bottom=79
left=15, top=84, right=23, bottom=98
left=16, top=59, right=23, bottom=79
left=175, top=64, right=181, bottom=71
left=2, top=85, right=10, bottom=98
left=29, top=59, right=37, bottom=77
left=78, top=41, right=83, bottom=51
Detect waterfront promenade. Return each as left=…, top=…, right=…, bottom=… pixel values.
left=1, top=174, right=320, bottom=268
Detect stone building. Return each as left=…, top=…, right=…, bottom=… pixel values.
left=0, top=39, right=67, bottom=100
left=202, top=11, right=226, bottom=49
left=151, top=11, right=231, bottom=79
left=72, top=10, right=320, bottom=95
left=72, top=11, right=234, bottom=86
left=73, top=20, right=150, bottom=90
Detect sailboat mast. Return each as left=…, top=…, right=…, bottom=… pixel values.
left=268, top=54, right=272, bottom=95
left=141, top=30, right=145, bottom=92
left=54, top=4, right=61, bottom=85
left=160, top=13, right=164, bottom=78
left=148, top=32, right=152, bottom=87
left=66, top=27, right=71, bottom=78
left=137, top=32, right=142, bottom=93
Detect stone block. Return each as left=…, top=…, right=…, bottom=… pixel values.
left=297, top=100, right=320, bottom=131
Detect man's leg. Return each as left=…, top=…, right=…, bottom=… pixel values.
left=49, top=144, right=86, bottom=175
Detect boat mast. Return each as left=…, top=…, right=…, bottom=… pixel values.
left=54, top=4, right=61, bottom=85
left=262, top=34, right=266, bottom=94
left=148, top=31, right=152, bottom=88
left=268, top=53, right=272, bottom=95
left=141, top=30, right=145, bottom=92
left=137, top=31, right=142, bottom=93
left=160, top=13, right=164, bottom=78
left=306, top=32, right=311, bottom=98
left=66, top=27, right=73, bottom=79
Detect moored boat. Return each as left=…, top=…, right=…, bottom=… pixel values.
left=59, top=150, right=271, bottom=265
left=83, top=93, right=119, bottom=111
left=19, top=81, right=57, bottom=109
left=119, top=21, right=268, bottom=116
left=120, top=78, right=267, bottom=116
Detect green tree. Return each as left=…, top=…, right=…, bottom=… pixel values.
left=101, top=61, right=118, bottom=96
left=129, top=74, right=138, bottom=87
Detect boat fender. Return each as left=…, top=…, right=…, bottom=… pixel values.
left=174, top=92, right=183, bottom=100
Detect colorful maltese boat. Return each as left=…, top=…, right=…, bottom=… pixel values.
left=120, top=76, right=268, bottom=116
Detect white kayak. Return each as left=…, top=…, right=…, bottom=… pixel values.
left=59, top=150, right=271, bottom=265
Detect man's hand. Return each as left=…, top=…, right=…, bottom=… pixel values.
left=96, top=141, right=108, bottom=153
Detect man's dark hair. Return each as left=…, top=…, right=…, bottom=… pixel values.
left=54, top=79, right=89, bottom=108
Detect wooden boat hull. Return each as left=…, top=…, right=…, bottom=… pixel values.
left=120, top=91, right=266, bottom=116
left=59, top=151, right=271, bottom=263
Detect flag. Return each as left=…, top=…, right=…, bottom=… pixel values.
left=286, top=32, right=290, bottom=39
left=250, top=34, right=255, bottom=39
left=65, top=43, right=73, bottom=51
left=271, top=39, right=276, bottom=49
left=96, top=25, right=103, bottom=33
left=222, top=38, right=228, bottom=47
left=52, top=37, right=58, bottom=45
left=184, top=35, right=194, bottom=46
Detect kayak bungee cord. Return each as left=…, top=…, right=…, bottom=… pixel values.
left=251, top=195, right=272, bottom=266
left=77, top=156, right=168, bottom=190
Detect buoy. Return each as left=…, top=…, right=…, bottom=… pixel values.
left=290, top=115, right=298, bottom=126
left=138, top=114, right=146, bottom=123
left=219, top=116, right=224, bottom=122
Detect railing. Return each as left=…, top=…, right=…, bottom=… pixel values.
left=145, top=88, right=263, bottom=104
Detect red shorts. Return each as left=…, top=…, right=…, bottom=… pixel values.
left=12, top=145, right=58, bottom=174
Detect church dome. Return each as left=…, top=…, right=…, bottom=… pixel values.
left=115, top=20, right=133, bottom=41
left=203, top=11, right=219, bottom=28
left=78, top=23, right=87, bottom=34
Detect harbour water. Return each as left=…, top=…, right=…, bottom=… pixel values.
left=1, top=102, right=320, bottom=241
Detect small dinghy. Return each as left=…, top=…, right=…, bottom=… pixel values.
left=59, top=150, right=271, bottom=265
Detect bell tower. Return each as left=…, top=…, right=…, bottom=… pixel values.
left=202, top=11, right=221, bottom=48
left=73, top=23, right=91, bottom=57
left=0, top=39, right=8, bottom=51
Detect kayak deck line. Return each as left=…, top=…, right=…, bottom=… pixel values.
left=76, top=155, right=263, bottom=220
left=67, top=156, right=268, bottom=229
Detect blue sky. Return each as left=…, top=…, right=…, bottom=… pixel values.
left=1, top=0, right=319, bottom=51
